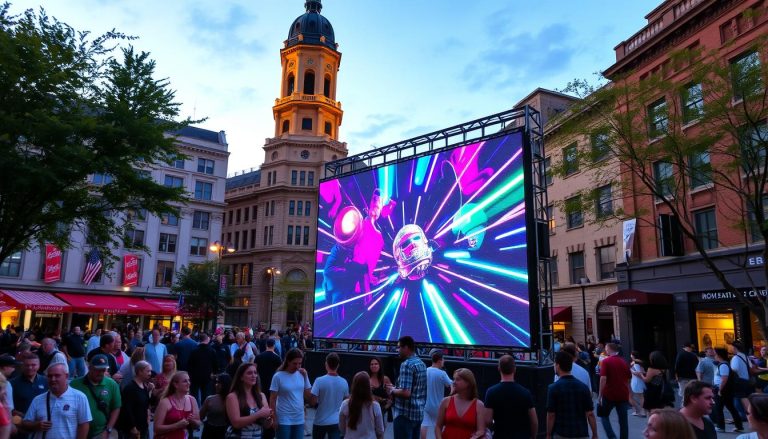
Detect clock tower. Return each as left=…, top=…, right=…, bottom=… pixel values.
left=222, top=0, right=348, bottom=331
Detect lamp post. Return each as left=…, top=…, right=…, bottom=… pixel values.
left=580, top=277, right=591, bottom=343
left=267, top=267, right=281, bottom=330
left=209, top=241, right=234, bottom=332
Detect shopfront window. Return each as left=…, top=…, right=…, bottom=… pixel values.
left=696, top=311, right=735, bottom=349
left=750, top=311, right=767, bottom=351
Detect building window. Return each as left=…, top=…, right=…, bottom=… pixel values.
left=297, top=201, right=304, bottom=216
left=323, top=76, right=331, bottom=97
left=170, top=155, right=184, bottom=169
left=267, top=172, right=272, bottom=186
left=271, top=171, right=277, bottom=185
left=563, top=143, right=578, bottom=176
left=160, top=212, right=179, bottom=226
left=299, top=171, right=306, bottom=186
left=550, top=257, right=559, bottom=287
left=291, top=170, right=297, bottom=185
left=190, top=237, right=208, bottom=256
left=125, top=208, right=147, bottom=223
left=164, top=175, right=184, bottom=188
left=303, top=226, right=310, bottom=246
left=689, top=151, right=712, bottom=188
left=591, top=132, right=610, bottom=162
left=682, top=83, right=704, bottom=123
left=243, top=207, right=249, bottom=222
left=252, top=205, right=258, bottom=219
left=268, top=226, right=273, bottom=245
left=295, top=226, right=302, bottom=245
left=324, top=122, right=332, bottom=135
left=197, top=158, right=214, bottom=175
left=194, top=181, right=213, bottom=200
left=263, top=226, right=268, bottom=246
left=648, top=98, right=668, bottom=138
left=92, top=173, right=113, bottom=185
left=305, top=201, right=312, bottom=217
left=155, top=261, right=174, bottom=288
left=569, top=251, right=585, bottom=285
left=597, top=246, right=616, bottom=280
left=264, top=202, right=269, bottom=217
left=250, top=229, right=256, bottom=248
left=749, top=195, right=768, bottom=242
left=270, top=200, right=275, bottom=216
left=241, top=230, right=248, bottom=250
left=158, top=233, right=177, bottom=253
left=125, top=229, right=144, bottom=248
left=289, top=200, right=295, bottom=216
left=547, top=205, right=556, bottom=234
left=286, top=73, right=295, bottom=95
left=235, top=209, right=241, bottom=224
left=287, top=226, right=293, bottom=245
left=653, top=161, right=674, bottom=197
left=543, top=157, right=553, bottom=186
left=282, top=120, right=290, bottom=133
left=308, top=171, right=315, bottom=186
left=0, top=251, right=22, bottom=277
left=731, top=51, right=762, bottom=101
left=565, top=196, right=583, bottom=229
left=694, top=208, right=718, bottom=250
left=240, top=264, right=251, bottom=286
left=228, top=210, right=234, bottom=224
left=301, top=118, right=312, bottom=130
left=741, top=122, right=767, bottom=173
left=234, top=232, right=239, bottom=250
left=303, top=71, right=315, bottom=95
left=595, top=185, right=613, bottom=219
left=189, top=211, right=209, bottom=231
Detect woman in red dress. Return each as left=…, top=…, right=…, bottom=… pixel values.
left=435, top=368, right=486, bottom=439
left=154, top=371, right=201, bottom=439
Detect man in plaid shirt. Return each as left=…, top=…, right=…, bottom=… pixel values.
left=387, top=335, right=427, bottom=439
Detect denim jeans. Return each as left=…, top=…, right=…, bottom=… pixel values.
left=276, top=424, right=304, bottom=439
left=69, top=356, right=87, bottom=378
left=598, top=399, right=630, bottom=439
left=312, top=424, right=340, bottom=439
left=393, top=415, right=421, bottom=439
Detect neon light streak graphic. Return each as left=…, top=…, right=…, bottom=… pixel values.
left=451, top=293, right=479, bottom=316
left=433, top=266, right=529, bottom=305
left=315, top=289, right=325, bottom=301
left=338, top=312, right=367, bottom=337
left=424, top=153, right=440, bottom=192
left=414, top=156, right=430, bottom=186
left=495, top=226, right=527, bottom=240
left=424, top=143, right=485, bottom=232
left=385, top=288, right=406, bottom=340
left=414, top=196, right=422, bottom=224
left=454, top=258, right=529, bottom=282
left=368, top=289, right=402, bottom=339
left=443, top=251, right=470, bottom=259
left=458, top=288, right=530, bottom=337
left=500, top=244, right=527, bottom=251
left=453, top=204, right=525, bottom=245
left=318, top=228, right=336, bottom=241
left=419, top=292, right=433, bottom=342
left=318, top=218, right=331, bottom=229
left=367, top=293, right=387, bottom=311
left=423, top=280, right=471, bottom=344
left=434, top=171, right=524, bottom=240
left=313, top=274, right=398, bottom=313
left=422, top=286, right=454, bottom=344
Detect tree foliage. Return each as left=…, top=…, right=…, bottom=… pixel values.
left=551, top=36, right=768, bottom=330
left=0, top=4, right=195, bottom=269
left=171, top=261, right=234, bottom=330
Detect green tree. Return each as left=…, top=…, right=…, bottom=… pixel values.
left=171, top=261, right=233, bottom=330
left=552, top=36, right=768, bottom=333
left=0, top=4, right=195, bottom=269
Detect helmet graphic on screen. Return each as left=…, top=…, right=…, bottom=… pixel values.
left=393, top=224, right=432, bottom=280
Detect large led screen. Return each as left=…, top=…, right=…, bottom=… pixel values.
left=314, top=131, right=532, bottom=348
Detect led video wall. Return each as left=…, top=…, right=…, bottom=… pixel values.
left=314, top=131, right=532, bottom=348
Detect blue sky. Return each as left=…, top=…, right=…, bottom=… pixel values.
left=13, top=0, right=659, bottom=172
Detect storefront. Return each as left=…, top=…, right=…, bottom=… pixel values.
left=0, top=290, right=72, bottom=330
left=550, top=306, right=572, bottom=341
left=687, top=288, right=767, bottom=352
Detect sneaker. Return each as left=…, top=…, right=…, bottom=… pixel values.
left=733, top=428, right=744, bottom=433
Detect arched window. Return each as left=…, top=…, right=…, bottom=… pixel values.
left=271, top=151, right=278, bottom=161
left=286, top=269, right=307, bottom=282
left=323, top=75, right=331, bottom=98
left=286, top=73, right=295, bottom=96
left=282, top=120, right=290, bottom=134
left=303, top=71, right=315, bottom=95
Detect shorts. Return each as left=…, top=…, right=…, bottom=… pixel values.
left=421, top=409, right=438, bottom=427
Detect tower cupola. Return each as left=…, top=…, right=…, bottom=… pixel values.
left=287, top=0, right=337, bottom=51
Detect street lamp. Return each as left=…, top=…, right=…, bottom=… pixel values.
left=580, top=277, right=591, bottom=343
left=267, top=267, right=281, bottom=330
left=209, top=241, right=235, bottom=332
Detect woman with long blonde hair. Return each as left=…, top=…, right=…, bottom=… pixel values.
left=152, top=354, right=178, bottom=400
left=435, top=368, right=485, bottom=439
left=154, top=371, right=201, bottom=439
left=339, top=372, right=384, bottom=439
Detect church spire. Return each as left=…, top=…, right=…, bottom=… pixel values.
left=305, top=0, right=322, bottom=13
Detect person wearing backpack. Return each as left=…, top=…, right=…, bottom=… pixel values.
left=713, top=348, right=744, bottom=433
left=634, top=351, right=675, bottom=412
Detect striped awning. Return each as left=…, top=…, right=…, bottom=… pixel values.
left=0, top=290, right=72, bottom=312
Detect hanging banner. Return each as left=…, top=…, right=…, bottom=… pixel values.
left=622, top=219, right=637, bottom=262
left=44, top=244, right=62, bottom=283
left=123, top=254, right=139, bottom=287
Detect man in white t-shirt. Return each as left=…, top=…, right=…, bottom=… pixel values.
left=310, top=353, right=349, bottom=438
left=730, top=341, right=754, bottom=419
left=21, top=363, right=92, bottom=439
left=421, top=349, right=452, bottom=439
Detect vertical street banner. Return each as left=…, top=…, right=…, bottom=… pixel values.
left=219, top=274, right=227, bottom=294
left=44, top=244, right=62, bottom=283
left=123, top=254, right=139, bottom=287
left=622, top=218, right=637, bottom=262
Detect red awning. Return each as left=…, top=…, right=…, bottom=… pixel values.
left=551, top=306, right=573, bottom=322
left=0, top=290, right=71, bottom=312
left=143, top=298, right=204, bottom=318
left=605, top=289, right=673, bottom=307
left=56, top=293, right=162, bottom=315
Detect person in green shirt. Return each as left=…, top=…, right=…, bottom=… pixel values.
left=70, top=354, right=121, bottom=438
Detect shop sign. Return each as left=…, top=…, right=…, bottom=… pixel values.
left=748, top=256, right=764, bottom=267
left=694, top=288, right=768, bottom=302
left=123, top=254, right=139, bottom=287
left=44, top=244, right=62, bottom=283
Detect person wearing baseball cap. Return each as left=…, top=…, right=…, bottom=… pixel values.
left=70, top=354, right=121, bottom=438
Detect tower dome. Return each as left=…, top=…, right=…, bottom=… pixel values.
left=287, top=0, right=337, bottom=51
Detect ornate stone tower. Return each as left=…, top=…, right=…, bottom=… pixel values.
left=223, top=0, right=347, bottom=330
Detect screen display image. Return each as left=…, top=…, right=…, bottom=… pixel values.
left=314, top=131, right=531, bottom=348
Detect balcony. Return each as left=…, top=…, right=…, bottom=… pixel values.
left=274, top=93, right=342, bottom=110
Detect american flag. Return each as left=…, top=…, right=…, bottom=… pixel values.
left=82, top=249, right=102, bottom=285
